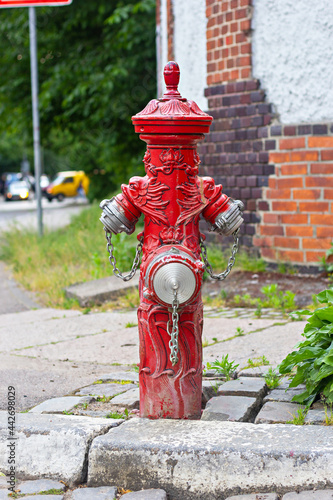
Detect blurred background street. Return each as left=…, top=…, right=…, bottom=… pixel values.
left=0, top=195, right=88, bottom=233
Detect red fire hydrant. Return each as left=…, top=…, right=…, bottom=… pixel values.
left=100, top=62, right=244, bottom=419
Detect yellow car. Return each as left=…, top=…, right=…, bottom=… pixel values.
left=46, top=171, right=89, bottom=201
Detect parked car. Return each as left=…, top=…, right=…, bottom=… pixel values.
left=2, top=172, right=22, bottom=196
left=45, top=171, right=89, bottom=201
left=5, top=180, right=30, bottom=201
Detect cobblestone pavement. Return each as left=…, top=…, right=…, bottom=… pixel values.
left=0, top=477, right=332, bottom=499
left=0, top=266, right=332, bottom=499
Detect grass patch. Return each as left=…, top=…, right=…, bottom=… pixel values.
left=231, top=284, right=296, bottom=315
left=0, top=204, right=143, bottom=309
left=9, top=489, right=65, bottom=498
left=125, top=322, right=138, bottom=328
left=106, top=408, right=129, bottom=419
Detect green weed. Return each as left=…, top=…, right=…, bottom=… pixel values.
left=106, top=408, right=129, bottom=419
left=206, top=354, right=239, bottom=381
left=235, top=327, right=244, bottom=337
left=264, top=367, right=281, bottom=389
left=125, top=322, right=138, bottom=328
left=96, top=395, right=112, bottom=403
left=324, top=404, right=333, bottom=425
left=286, top=406, right=308, bottom=425
left=244, top=355, right=270, bottom=369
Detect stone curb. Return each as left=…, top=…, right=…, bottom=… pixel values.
left=0, top=413, right=121, bottom=486
left=65, top=275, right=139, bottom=307
left=0, top=411, right=332, bottom=498
left=87, top=418, right=333, bottom=500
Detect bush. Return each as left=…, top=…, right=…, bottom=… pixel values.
left=279, top=288, right=333, bottom=406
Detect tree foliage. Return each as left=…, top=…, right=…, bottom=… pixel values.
left=0, top=0, right=156, bottom=198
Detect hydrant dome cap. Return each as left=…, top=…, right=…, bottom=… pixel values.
left=132, top=61, right=213, bottom=134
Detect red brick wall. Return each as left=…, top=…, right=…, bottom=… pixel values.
left=206, top=0, right=252, bottom=85
left=156, top=0, right=333, bottom=269
left=255, top=128, right=333, bottom=266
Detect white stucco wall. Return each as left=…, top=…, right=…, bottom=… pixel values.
left=157, top=0, right=169, bottom=98
left=252, top=0, right=333, bottom=124
left=157, top=0, right=208, bottom=111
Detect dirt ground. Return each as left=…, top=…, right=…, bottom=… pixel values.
left=202, top=269, right=330, bottom=307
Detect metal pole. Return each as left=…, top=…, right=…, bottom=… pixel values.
left=29, top=7, right=43, bottom=237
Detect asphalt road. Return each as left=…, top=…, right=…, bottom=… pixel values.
left=0, top=195, right=89, bottom=233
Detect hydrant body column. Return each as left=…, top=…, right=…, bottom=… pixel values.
left=133, top=142, right=207, bottom=420
left=100, top=62, right=244, bottom=419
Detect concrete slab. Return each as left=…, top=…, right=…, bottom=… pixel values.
left=0, top=308, right=81, bottom=329
left=201, top=395, right=259, bottom=422
left=0, top=310, right=138, bottom=353
left=201, top=317, right=281, bottom=344
left=238, top=366, right=277, bottom=378
left=14, top=316, right=139, bottom=365
left=203, top=321, right=305, bottom=369
left=65, top=275, right=140, bottom=307
left=29, top=396, right=93, bottom=414
left=0, top=354, right=110, bottom=412
left=87, top=419, right=333, bottom=500
left=217, top=377, right=267, bottom=399
left=255, top=402, right=306, bottom=424
left=0, top=412, right=122, bottom=486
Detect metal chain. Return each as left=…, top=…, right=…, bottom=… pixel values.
left=167, top=290, right=180, bottom=366
left=199, top=229, right=240, bottom=281
left=104, top=229, right=143, bottom=282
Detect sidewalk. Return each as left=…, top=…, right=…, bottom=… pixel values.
left=0, top=266, right=332, bottom=499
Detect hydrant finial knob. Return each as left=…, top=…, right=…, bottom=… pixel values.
left=163, top=61, right=181, bottom=98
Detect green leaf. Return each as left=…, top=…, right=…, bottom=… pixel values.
left=309, top=364, right=333, bottom=383
left=315, top=306, right=333, bottom=323
left=316, top=289, right=333, bottom=305
left=322, top=354, right=333, bottom=367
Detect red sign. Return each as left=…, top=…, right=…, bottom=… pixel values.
left=0, top=0, right=72, bottom=7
